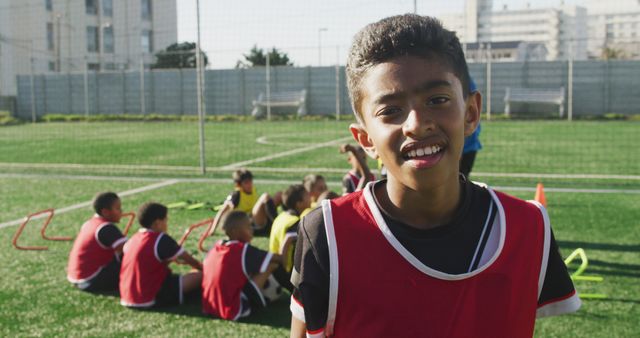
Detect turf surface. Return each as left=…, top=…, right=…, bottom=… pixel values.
left=1, top=119, right=638, bottom=336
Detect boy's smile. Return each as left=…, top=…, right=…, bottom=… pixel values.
left=352, top=55, right=479, bottom=193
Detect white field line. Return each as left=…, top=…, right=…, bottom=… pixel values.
left=3, top=173, right=639, bottom=229
left=0, top=162, right=638, bottom=180
left=3, top=173, right=640, bottom=195
left=0, top=180, right=179, bottom=229
left=220, top=136, right=353, bottom=169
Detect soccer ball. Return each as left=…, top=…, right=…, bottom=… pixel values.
left=261, top=275, right=283, bottom=303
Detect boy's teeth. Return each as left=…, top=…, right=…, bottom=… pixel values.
left=407, top=145, right=441, bottom=158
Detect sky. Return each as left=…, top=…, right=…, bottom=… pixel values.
left=176, top=0, right=585, bottom=69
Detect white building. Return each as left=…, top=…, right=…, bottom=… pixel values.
left=440, top=0, right=588, bottom=61
left=586, top=0, right=640, bottom=59
left=0, top=0, right=177, bottom=96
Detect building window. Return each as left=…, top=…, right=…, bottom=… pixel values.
left=88, top=63, right=100, bottom=71
left=47, top=22, right=54, bottom=51
left=103, top=0, right=113, bottom=16
left=103, top=26, right=114, bottom=53
left=141, top=29, right=153, bottom=53
left=86, top=0, right=98, bottom=15
left=49, top=61, right=56, bottom=71
left=104, top=63, right=116, bottom=70
left=86, top=26, right=99, bottom=52
left=141, top=0, right=152, bottom=20
left=46, top=0, right=52, bottom=11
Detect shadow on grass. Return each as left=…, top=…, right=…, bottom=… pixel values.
left=135, top=293, right=291, bottom=329
left=558, top=240, right=640, bottom=253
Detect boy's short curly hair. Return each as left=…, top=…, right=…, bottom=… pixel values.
left=232, top=168, right=253, bottom=184
left=138, top=202, right=168, bottom=229
left=346, top=14, right=470, bottom=121
left=93, top=192, right=120, bottom=216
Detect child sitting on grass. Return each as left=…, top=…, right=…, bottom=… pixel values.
left=212, top=169, right=282, bottom=237
left=269, top=184, right=311, bottom=291
left=67, top=192, right=128, bottom=292
left=202, top=211, right=282, bottom=320
left=119, top=202, right=202, bottom=308
left=340, top=143, right=375, bottom=195
left=302, top=174, right=328, bottom=208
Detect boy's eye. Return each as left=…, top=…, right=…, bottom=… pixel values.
left=376, top=106, right=402, bottom=117
left=428, top=96, right=450, bottom=105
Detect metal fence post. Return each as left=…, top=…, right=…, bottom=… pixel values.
left=29, top=56, right=36, bottom=123
left=486, top=43, right=492, bottom=120
left=568, top=58, right=573, bottom=121
left=84, top=57, right=89, bottom=118
left=266, top=52, right=271, bottom=121
left=335, top=46, right=340, bottom=120
left=195, top=0, right=206, bottom=174
left=139, top=55, right=145, bottom=115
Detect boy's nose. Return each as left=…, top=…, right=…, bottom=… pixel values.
left=402, top=108, right=434, bottom=138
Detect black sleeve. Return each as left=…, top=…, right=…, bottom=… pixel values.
left=290, top=208, right=330, bottom=332
left=538, top=229, right=577, bottom=305
left=96, top=223, right=125, bottom=248
left=226, top=191, right=240, bottom=208
left=244, top=244, right=271, bottom=276
left=156, top=234, right=183, bottom=261
left=342, top=175, right=354, bottom=194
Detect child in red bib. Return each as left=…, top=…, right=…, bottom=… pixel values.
left=119, top=202, right=202, bottom=308
left=290, top=14, right=580, bottom=338
left=67, top=192, right=127, bottom=292
left=340, top=144, right=375, bottom=195
left=202, top=211, right=282, bottom=321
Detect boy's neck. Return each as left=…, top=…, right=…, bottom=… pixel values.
left=380, top=175, right=463, bottom=230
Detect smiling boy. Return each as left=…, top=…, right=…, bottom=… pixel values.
left=289, top=14, right=580, bottom=337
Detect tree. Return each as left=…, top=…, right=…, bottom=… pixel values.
left=151, top=42, right=208, bottom=69
left=601, top=47, right=626, bottom=60
left=236, top=45, right=293, bottom=68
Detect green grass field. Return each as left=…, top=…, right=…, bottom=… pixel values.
left=0, top=120, right=639, bottom=336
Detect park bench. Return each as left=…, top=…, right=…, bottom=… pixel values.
left=251, top=90, right=307, bottom=117
left=504, top=87, right=565, bottom=117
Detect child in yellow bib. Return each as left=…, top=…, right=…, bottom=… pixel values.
left=269, top=184, right=310, bottom=291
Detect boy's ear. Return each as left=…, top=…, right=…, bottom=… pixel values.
left=464, top=91, right=482, bottom=137
left=349, top=123, right=378, bottom=160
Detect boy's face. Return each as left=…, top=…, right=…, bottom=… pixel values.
left=101, top=199, right=123, bottom=223
left=235, top=218, right=254, bottom=243
left=153, top=216, right=169, bottom=233
left=350, top=55, right=480, bottom=192
left=311, top=179, right=327, bottom=199
left=296, top=191, right=312, bottom=213
left=239, top=179, right=253, bottom=194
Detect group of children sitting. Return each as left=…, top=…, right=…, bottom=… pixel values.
left=65, top=144, right=370, bottom=320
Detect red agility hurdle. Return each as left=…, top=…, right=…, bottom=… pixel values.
left=40, top=209, right=73, bottom=242
left=197, top=218, right=219, bottom=253
left=13, top=208, right=59, bottom=250
left=178, top=218, right=214, bottom=247
left=120, top=212, right=136, bottom=236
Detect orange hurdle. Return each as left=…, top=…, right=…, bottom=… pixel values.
left=40, top=209, right=73, bottom=242
left=178, top=218, right=214, bottom=247
left=120, top=212, right=136, bottom=236
left=13, top=209, right=56, bottom=250
left=197, top=218, right=218, bottom=253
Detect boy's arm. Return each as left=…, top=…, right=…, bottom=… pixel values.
left=536, top=229, right=581, bottom=317
left=290, top=316, right=307, bottom=338
left=209, top=201, right=234, bottom=236
left=279, top=235, right=297, bottom=269
left=96, top=223, right=127, bottom=255
left=289, top=208, right=331, bottom=336
left=177, top=251, right=203, bottom=271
